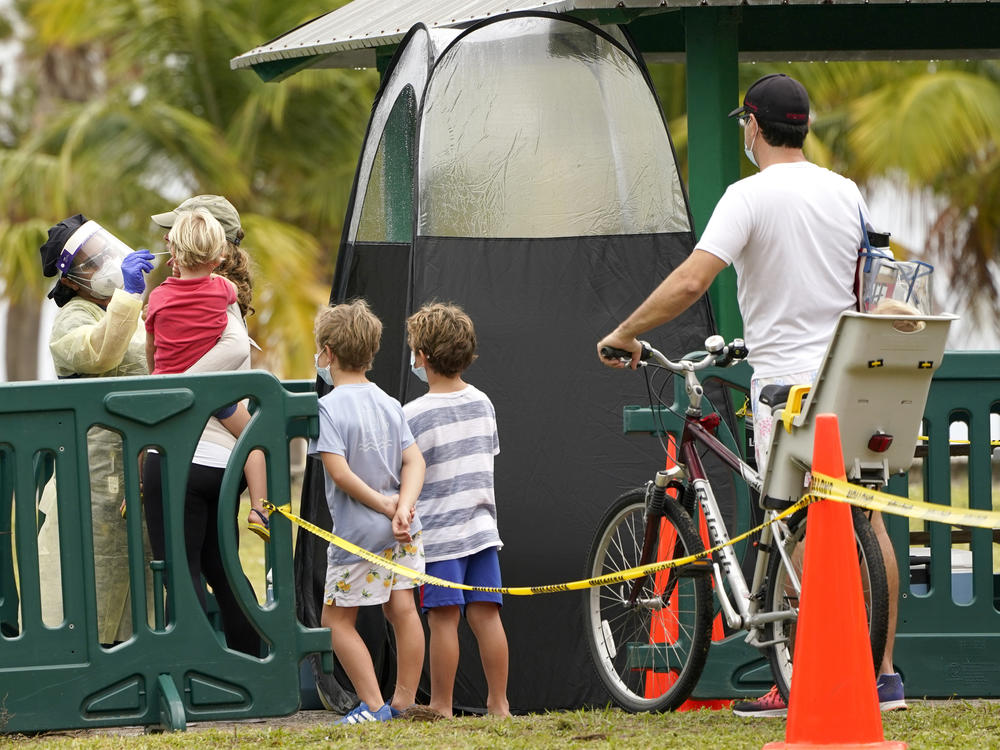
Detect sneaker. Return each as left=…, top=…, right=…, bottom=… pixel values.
left=732, top=685, right=787, bottom=718
left=336, top=701, right=393, bottom=725
left=876, top=672, right=907, bottom=711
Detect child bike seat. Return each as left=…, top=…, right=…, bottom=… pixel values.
left=761, top=311, right=955, bottom=505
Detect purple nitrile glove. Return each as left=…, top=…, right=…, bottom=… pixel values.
left=121, top=248, right=155, bottom=294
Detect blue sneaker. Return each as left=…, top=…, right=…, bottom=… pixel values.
left=337, top=701, right=393, bottom=724
left=876, top=672, right=907, bottom=711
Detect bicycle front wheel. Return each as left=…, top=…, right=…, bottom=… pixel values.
left=584, top=487, right=713, bottom=712
left=764, top=505, right=889, bottom=701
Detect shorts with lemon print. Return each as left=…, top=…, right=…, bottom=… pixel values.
left=324, top=531, right=424, bottom=607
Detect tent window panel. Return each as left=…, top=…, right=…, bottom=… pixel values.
left=418, top=17, right=689, bottom=239
left=357, top=87, right=417, bottom=244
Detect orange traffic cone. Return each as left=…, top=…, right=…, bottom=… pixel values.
left=764, top=413, right=905, bottom=750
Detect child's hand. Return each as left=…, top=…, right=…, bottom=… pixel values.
left=392, top=507, right=412, bottom=543
left=381, top=493, right=400, bottom=520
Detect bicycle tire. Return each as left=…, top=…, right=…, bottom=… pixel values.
left=764, top=505, right=889, bottom=702
left=584, top=487, right=714, bottom=712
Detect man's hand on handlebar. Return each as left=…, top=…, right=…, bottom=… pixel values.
left=597, top=329, right=643, bottom=370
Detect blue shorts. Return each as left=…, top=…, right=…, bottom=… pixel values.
left=420, top=547, right=503, bottom=613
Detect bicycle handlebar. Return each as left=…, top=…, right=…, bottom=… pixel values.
left=601, top=336, right=748, bottom=373
left=599, top=344, right=653, bottom=362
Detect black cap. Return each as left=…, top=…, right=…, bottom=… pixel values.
left=40, top=214, right=88, bottom=306
left=728, top=74, right=810, bottom=125
left=40, top=214, right=88, bottom=278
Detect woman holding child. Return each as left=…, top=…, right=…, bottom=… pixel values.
left=140, top=195, right=265, bottom=656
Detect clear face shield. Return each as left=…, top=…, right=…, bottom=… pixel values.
left=58, top=221, right=134, bottom=299
left=858, top=251, right=934, bottom=316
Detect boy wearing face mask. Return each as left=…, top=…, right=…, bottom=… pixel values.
left=403, top=302, right=510, bottom=719
left=311, top=299, right=426, bottom=724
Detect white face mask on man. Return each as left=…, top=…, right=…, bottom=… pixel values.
left=742, top=117, right=759, bottom=169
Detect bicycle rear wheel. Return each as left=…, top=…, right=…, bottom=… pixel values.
left=585, top=487, right=713, bottom=712
left=764, top=505, right=889, bottom=701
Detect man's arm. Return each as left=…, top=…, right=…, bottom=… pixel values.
left=597, top=249, right=727, bottom=369
left=320, top=452, right=396, bottom=518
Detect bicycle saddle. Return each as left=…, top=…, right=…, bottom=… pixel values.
left=758, top=384, right=793, bottom=408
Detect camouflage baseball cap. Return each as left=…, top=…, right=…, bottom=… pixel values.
left=152, top=195, right=242, bottom=245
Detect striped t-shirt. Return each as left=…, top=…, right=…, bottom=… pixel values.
left=403, top=384, right=502, bottom=563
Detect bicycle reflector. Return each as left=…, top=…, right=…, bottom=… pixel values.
left=868, top=432, right=893, bottom=452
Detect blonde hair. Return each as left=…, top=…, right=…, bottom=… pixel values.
left=168, top=208, right=227, bottom=269
left=314, top=299, right=382, bottom=371
left=406, top=302, right=478, bottom=377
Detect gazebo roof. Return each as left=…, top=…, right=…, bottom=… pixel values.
left=230, top=1, right=623, bottom=74
left=231, top=0, right=999, bottom=80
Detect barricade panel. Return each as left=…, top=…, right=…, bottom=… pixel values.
left=0, top=371, right=329, bottom=733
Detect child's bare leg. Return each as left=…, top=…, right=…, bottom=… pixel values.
left=321, top=603, right=384, bottom=710
left=426, top=605, right=461, bottom=717
left=218, top=405, right=268, bottom=526
left=466, top=602, right=510, bottom=717
left=383, top=588, right=425, bottom=710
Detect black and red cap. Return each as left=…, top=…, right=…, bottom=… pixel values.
left=728, top=73, right=810, bottom=125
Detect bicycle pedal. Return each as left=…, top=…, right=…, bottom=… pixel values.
left=762, top=495, right=795, bottom=511
left=675, top=559, right=713, bottom=577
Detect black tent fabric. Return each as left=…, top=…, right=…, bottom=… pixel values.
left=298, top=232, right=741, bottom=711
left=293, top=11, right=743, bottom=714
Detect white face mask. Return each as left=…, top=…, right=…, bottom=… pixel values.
left=62, top=220, right=132, bottom=299
left=744, top=124, right=759, bottom=169
left=410, top=351, right=428, bottom=383
left=314, top=353, right=334, bottom=387
left=86, top=265, right=125, bottom=298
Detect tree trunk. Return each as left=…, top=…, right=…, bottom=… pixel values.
left=5, top=300, right=41, bottom=382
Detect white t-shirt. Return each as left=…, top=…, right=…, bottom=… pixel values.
left=697, top=161, right=871, bottom=378
left=403, top=384, right=502, bottom=563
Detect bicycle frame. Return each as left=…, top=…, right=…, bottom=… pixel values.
left=662, top=359, right=801, bottom=646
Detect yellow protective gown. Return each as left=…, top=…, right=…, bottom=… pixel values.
left=38, top=288, right=151, bottom=644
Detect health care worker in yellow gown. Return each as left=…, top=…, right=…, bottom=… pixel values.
left=37, top=214, right=154, bottom=645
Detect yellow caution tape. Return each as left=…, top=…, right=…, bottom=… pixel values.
left=264, top=498, right=808, bottom=595
left=266, top=473, right=1000, bottom=595
left=808, top=473, right=1000, bottom=529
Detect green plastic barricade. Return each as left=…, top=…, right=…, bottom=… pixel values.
left=0, top=371, right=330, bottom=732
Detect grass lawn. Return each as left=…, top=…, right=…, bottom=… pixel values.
left=2, top=703, right=999, bottom=749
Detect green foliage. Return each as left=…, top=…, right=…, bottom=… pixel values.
left=0, top=0, right=376, bottom=377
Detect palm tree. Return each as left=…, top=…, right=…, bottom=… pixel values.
left=1, top=0, right=379, bottom=379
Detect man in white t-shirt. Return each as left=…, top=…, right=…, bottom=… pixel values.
left=596, top=73, right=905, bottom=717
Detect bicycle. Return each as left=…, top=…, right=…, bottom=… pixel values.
left=587, top=330, right=893, bottom=712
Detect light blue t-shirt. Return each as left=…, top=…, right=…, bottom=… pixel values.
left=309, top=382, right=420, bottom=565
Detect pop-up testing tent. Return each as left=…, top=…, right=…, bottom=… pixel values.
left=292, top=12, right=736, bottom=711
